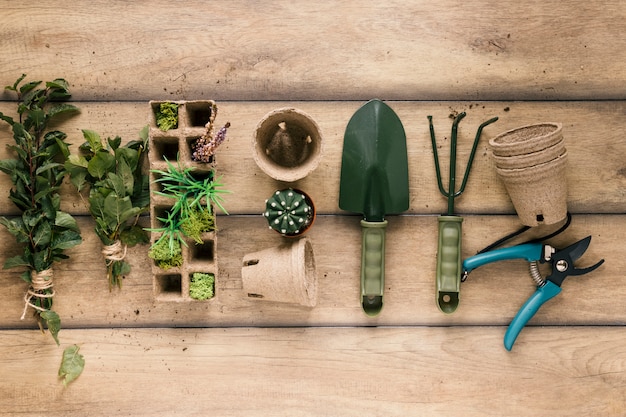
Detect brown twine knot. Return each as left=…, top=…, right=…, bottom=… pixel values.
left=101, top=240, right=127, bottom=265
left=21, top=269, right=55, bottom=320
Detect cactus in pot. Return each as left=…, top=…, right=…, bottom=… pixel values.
left=263, top=188, right=315, bottom=236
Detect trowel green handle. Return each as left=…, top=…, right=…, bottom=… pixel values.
left=360, top=219, right=387, bottom=316
left=436, top=216, right=463, bottom=314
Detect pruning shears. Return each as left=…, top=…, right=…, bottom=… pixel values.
left=462, top=236, right=604, bottom=350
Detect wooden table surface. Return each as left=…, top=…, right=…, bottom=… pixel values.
left=1, top=2, right=625, bottom=416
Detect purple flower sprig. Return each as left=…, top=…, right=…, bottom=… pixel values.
left=192, top=121, right=230, bottom=163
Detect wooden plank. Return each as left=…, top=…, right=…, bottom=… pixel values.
left=0, top=214, right=618, bottom=329
left=1, top=1, right=625, bottom=101
left=1, top=327, right=625, bottom=417
left=1, top=100, right=625, bottom=216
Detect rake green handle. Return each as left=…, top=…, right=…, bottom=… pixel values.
left=436, top=216, right=463, bottom=314
left=360, top=219, right=387, bottom=316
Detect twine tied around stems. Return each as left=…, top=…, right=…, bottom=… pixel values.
left=101, top=240, right=127, bottom=265
left=21, top=269, right=55, bottom=320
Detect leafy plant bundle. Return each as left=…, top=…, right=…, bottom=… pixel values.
left=148, top=157, right=229, bottom=269
left=64, top=128, right=150, bottom=289
left=0, top=75, right=82, bottom=343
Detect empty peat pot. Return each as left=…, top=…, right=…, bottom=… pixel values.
left=242, top=238, right=317, bottom=307
left=253, top=108, right=323, bottom=182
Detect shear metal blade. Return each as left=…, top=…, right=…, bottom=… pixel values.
left=561, top=236, right=592, bottom=262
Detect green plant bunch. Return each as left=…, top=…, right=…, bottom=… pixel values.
left=147, top=157, right=229, bottom=269
left=0, top=75, right=83, bottom=343
left=64, top=127, right=150, bottom=289
left=189, top=272, right=215, bottom=300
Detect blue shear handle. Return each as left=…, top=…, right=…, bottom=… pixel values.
left=504, top=281, right=562, bottom=351
left=462, top=243, right=544, bottom=274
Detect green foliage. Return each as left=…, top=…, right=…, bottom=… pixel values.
left=0, top=75, right=82, bottom=340
left=147, top=157, right=229, bottom=269
left=155, top=102, right=178, bottom=131
left=148, top=235, right=183, bottom=270
left=65, top=127, right=150, bottom=289
left=263, top=189, right=314, bottom=235
left=189, top=272, right=215, bottom=300
left=180, top=205, right=216, bottom=244
left=40, top=310, right=61, bottom=346
left=59, top=344, right=85, bottom=387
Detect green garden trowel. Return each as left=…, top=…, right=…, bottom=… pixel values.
left=339, top=99, right=409, bottom=316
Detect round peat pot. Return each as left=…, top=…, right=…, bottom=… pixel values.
left=495, top=151, right=569, bottom=227
left=241, top=238, right=317, bottom=307
left=253, top=108, right=323, bottom=182
left=489, top=122, right=563, bottom=157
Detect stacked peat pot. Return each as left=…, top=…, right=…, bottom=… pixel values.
left=489, top=123, right=568, bottom=227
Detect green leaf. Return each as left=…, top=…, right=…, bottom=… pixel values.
left=132, top=175, right=151, bottom=209
left=106, top=172, right=126, bottom=198
left=107, top=136, right=121, bottom=150
left=5, top=73, right=26, bottom=91
left=32, top=250, right=48, bottom=272
left=0, top=111, right=15, bottom=126
left=81, top=129, right=103, bottom=153
left=115, top=147, right=139, bottom=172
left=0, top=158, right=18, bottom=175
left=40, top=310, right=61, bottom=346
left=47, top=79, right=71, bottom=101
left=47, top=103, right=79, bottom=120
left=139, top=124, right=149, bottom=142
left=36, top=162, right=63, bottom=175
left=46, top=78, right=70, bottom=92
left=19, top=80, right=42, bottom=95
left=59, top=344, right=85, bottom=387
left=87, top=151, right=115, bottom=179
left=65, top=155, right=90, bottom=192
left=26, top=108, right=46, bottom=132
left=120, top=225, right=149, bottom=247
left=88, top=193, right=106, bottom=221
left=3, top=255, right=30, bottom=270
left=66, top=154, right=89, bottom=169
left=51, top=229, right=82, bottom=250
left=32, top=221, right=52, bottom=248
left=55, top=211, right=80, bottom=232
left=117, top=158, right=134, bottom=195
left=103, top=193, right=134, bottom=230
left=20, top=270, right=31, bottom=283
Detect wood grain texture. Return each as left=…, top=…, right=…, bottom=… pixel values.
left=0, top=214, right=617, bottom=329
left=0, top=1, right=625, bottom=101
left=1, top=2, right=625, bottom=415
left=1, top=327, right=625, bottom=417
left=1, top=100, right=625, bottom=216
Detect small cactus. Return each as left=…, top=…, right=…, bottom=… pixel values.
left=263, top=189, right=315, bottom=236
